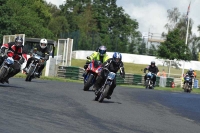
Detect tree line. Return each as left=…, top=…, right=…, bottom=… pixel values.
left=0, top=0, right=199, bottom=61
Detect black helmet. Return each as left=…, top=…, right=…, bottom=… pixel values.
left=15, top=36, right=23, bottom=47
left=98, top=45, right=107, bottom=56
left=151, top=61, right=155, bottom=66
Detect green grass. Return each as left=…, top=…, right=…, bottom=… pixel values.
left=12, top=59, right=200, bottom=94
left=14, top=73, right=82, bottom=83
left=14, top=73, right=200, bottom=94
left=71, top=59, right=200, bottom=80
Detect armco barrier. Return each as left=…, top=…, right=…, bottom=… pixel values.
left=57, top=66, right=175, bottom=87
left=57, top=66, right=83, bottom=80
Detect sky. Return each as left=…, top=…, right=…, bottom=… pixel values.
left=45, top=0, right=200, bottom=37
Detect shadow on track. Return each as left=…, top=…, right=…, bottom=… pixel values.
left=24, top=80, right=47, bottom=83
left=93, top=99, right=122, bottom=104
left=0, top=84, right=25, bottom=89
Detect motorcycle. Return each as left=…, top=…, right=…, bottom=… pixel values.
left=25, top=52, right=45, bottom=82
left=94, top=68, right=116, bottom=103
left=145, top=72, right=155, bottom=89
left=0, top=57, right=14, bottom=83
left=183, top=75, right=193, bottom=93
left=83, top=60, right=102, bottom=91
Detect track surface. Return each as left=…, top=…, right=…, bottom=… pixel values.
left=0, top=78, right=200, bottom=133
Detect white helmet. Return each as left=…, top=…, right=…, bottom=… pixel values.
left=40, top=38, right=48, bottom=49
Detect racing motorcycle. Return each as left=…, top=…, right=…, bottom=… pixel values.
left=83, top=60, right=102, bottom=91
left=183, top=75, right=193, bottom=93
left=94, top=68, right=116, bottom=103
left=25, top=52, right=45, bottom=82
left=0, top=56, right=14, bottom=83
left=145, top=72, right=155, bottom=89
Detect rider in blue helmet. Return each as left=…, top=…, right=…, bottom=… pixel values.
left=93, top=52, right=125, bottom=99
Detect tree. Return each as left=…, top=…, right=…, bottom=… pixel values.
left=148, top=44, right=157, bottom=56
left=165, top=8, right=181, bottom=31
left=157, top=28, right=191, bottom=61
left=138, top=38, right=147, bottom=55
left=59, top=0, right=140, bottom=52
left=5, top=0, right=54, bottom=38
left=48, top=16, right=69, bottom=38
left=0, top=0, right=13, bottom=43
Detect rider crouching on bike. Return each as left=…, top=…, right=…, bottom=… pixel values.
left=83, top=45, right=110, bottom=77
left=23, top=38, right=50, bottom=78
left=144, top=61, right=159, bottom=87
left=93, top=52, right=125, bottom=99
left=0, top=36, right=27, bottom=83
left=183, top=68, right=194, bottom=87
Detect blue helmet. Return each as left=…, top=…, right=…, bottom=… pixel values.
left=112, top=52, right=122, bottom=65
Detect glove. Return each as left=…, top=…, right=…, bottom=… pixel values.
left=84, top=64, right=88, bottom=69
left=86, top=56, right=90, bottom=59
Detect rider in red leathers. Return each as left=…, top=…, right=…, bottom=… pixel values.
left=0, top=36, right=27, bottom=83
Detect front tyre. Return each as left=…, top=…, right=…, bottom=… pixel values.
left=145, top=80, right=149, bottom=89
left=25, top=66, right=35, bottom=82
left=99, top=85, right=110, bottom=103
left=83, top=74, right=94, bottom=91
left=0, top=67, right=7, bottom=80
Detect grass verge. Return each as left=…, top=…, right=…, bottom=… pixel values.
left=14, top=73, right=200, bottom=94
left=71, top=59, right=200, bottom=80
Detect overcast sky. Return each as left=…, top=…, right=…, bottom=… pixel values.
left=45, top=0, right=200, bottom=37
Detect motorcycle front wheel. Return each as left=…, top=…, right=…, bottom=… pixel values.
left=25, top=66, right=35, bottom=82
left=0, top=67, right=7, bottom=80
left=83, top=74, right=94, bottom=91
left=99, top=85, right=110, bottom=103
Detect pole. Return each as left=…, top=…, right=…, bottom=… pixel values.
left=182, top=1, right=191, bottom=87
left=182, top=14, right=189, bottom=87
left=185, top=17, right=190, bottom=45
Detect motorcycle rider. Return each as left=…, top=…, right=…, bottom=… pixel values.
left=183, top=68, right=194, bottom=86
left=23, top=38, right=50, bottom=77
left=0, top=36, right=27, bottom=83
left=93, top=52, right=125, bottom=99
left=83, top=45, right=110, bottom=76
left=144, top=61, right=159, bottom=87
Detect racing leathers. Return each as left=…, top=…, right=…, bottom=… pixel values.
left=184, top=70, right=194, bottom=86
left=24, top=45, right=49, bottom=77
left=0, top=42, right=27, bottom=83
left=144, top=65, right=159, bottom=86
left=93, top=58, right=125, bottom=99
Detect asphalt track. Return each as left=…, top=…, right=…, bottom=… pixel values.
left=0, top=78, right=200, bottom=133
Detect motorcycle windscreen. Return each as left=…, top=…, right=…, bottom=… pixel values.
left=147, top=72, right=152, bottom=78
left=5, top=57, right=14, bottom=64
left=107, top=72, right=116, bottom=80
left=34, top=55, right=41, bottom=60
left=94, top=60, right=102, bottom=68
left=185, top=76, right=190, bottom=81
